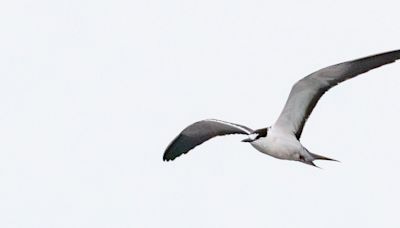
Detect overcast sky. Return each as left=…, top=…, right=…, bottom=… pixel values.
left=1, top=0, right=400, bottom=227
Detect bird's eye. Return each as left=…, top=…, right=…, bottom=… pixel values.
left=299, top=155, right=305, bottom=161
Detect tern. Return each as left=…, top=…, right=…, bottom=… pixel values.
left=163, top=50, right=400, bottom=166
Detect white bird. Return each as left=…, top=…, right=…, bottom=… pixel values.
left=163, top=50, right=400, bottom=167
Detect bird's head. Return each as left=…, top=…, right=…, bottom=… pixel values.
left=241, top=127, right=269, bottom=143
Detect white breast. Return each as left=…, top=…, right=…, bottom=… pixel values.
left=250, top=128, right=302, bottom=160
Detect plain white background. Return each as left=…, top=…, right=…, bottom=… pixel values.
left=1, top=0, right=400, bottom=227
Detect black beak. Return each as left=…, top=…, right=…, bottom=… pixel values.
left=241, top=138, right=253, bottom=143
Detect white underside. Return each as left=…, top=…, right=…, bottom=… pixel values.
left=250, top=127, right=304, bottom=161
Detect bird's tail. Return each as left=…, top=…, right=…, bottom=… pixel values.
left=309, top=152, right=339, bottom=162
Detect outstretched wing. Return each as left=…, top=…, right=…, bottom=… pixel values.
left=274, top=50, right=400, bottom=139
left=163, top=119, right=252, bottom=161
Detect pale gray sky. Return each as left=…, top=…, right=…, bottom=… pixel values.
left=1, top=0, right=400, bottom=227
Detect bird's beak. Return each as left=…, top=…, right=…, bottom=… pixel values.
left=242, top=133, right=257, bottom=143
left=241, top=138, right=253, bottom=143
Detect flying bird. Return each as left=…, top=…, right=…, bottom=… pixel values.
left=163, top=50, right=400, bottom=166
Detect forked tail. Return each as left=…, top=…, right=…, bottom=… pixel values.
left=309, top=152, right=339, bottom=162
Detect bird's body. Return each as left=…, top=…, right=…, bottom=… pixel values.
left=250, top=127, right=303, bottom=161
left=163, top=50, right=400, bottom=167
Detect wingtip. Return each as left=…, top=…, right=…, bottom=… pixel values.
left=163, top=152, right=178, bottom=162
left=162, top=155, right=171, bottom=162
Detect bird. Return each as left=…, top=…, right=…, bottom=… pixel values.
left=163, top=50, right=400, bottom=167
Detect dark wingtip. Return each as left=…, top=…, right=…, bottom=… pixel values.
left=162, top=134, right=189, bottom=162
left=162, top=154, right=175, bottom=162
left=162, top=149, right=178, bottom=162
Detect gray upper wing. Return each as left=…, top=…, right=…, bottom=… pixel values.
left=274, top=50, right=400, bottom=139
left=163, top=119, right=252, bottom=161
